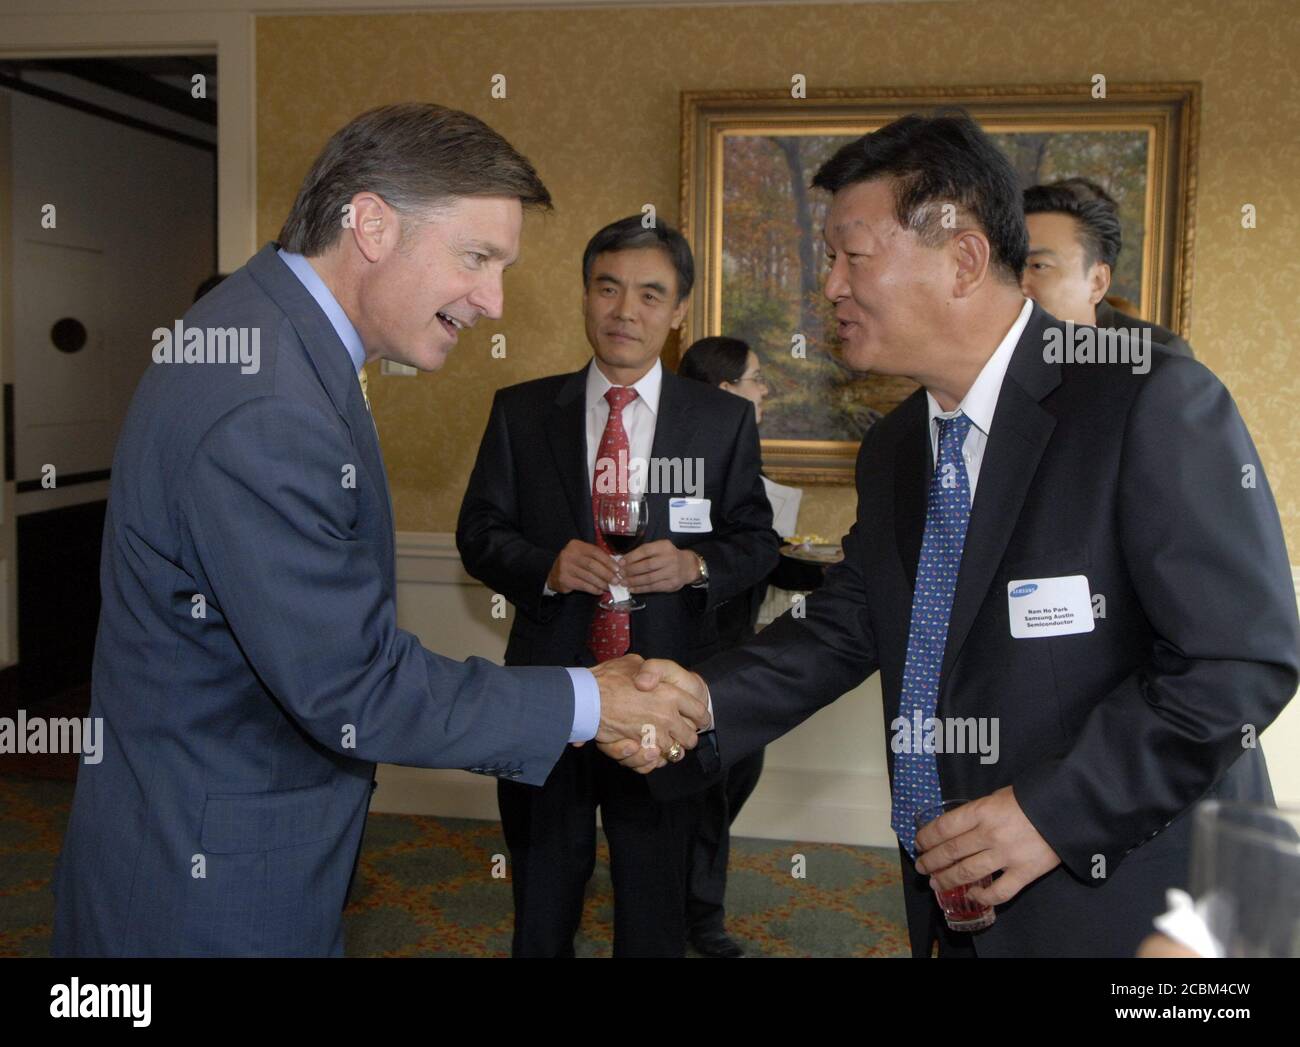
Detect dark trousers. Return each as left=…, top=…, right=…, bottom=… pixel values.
left=498, top=742, right=696, bottom=957
left=685, top=747, right=766, bottom=935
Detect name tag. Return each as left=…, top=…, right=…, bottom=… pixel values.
left=1007, top=575, right=1095, bottom=638
left=669, top=498, right=712, bottom=533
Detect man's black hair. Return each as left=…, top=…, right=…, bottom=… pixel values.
left=812, top=109, right=1029, bottom=282
left=1023, top=177, right=1123, bottom=270
left=581, top=215, right=694, bottom=302
left=678, top=336, right=750, bottom=386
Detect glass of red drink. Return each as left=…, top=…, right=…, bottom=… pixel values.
left=594, top=493, right=649, bottom=611
left=914, top=799, right=996, bottom=932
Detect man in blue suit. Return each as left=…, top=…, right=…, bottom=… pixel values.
left=52, top=103, right=706, bottom=957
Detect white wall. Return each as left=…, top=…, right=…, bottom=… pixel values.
left=378, top=534, right=1300, bottom=846
left=7, top=84, right=215, bottom=514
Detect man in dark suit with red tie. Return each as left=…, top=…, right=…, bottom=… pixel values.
left=457, top=215, right=779, bottom=957
left=617, top=112, right=1298, bottom=957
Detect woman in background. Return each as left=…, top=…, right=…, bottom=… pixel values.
left=675, top=336, right=772, bottom=958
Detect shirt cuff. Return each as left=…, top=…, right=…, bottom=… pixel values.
left=566, top=667, right=601, bottom=742
left=543, top=582, right=557, bottom=596
left=704, top=683, right=715, bottom=732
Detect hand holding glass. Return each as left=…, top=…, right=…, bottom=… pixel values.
left=915, top=799, right=997, bottom=932
left=594, top=493, right=648, bottom=612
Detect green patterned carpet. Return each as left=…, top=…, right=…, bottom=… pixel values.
left=0, top=776, right=910, bottom=957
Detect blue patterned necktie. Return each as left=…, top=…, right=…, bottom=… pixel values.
left=891, top=411, right=974, bottom=858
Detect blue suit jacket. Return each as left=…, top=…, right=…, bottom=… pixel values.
left=52, top=244, right=574, bottom=956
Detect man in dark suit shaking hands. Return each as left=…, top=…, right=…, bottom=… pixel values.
left=52, top=105, right=706, bottom=957
left=615, top=112, right=1299, bottom=957
left=457, top=215, right=778, bottom=956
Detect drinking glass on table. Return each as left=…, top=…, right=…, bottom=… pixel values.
left=915, top=799, right=997, bottom=932
left=1190, top=801, right=1300, bottom=957
left=594, top=492, right=649, bottom=612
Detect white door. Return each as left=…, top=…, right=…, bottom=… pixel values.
left=14, top=240, right=110, bottom=492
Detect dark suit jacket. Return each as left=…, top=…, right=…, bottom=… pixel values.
left=53, top=244, right=574, bottom=957
left=456, top=363, right=779, bottom=671
left=714, top=578, right=767, bottom=651
left=659, top=302, right=1298, bottom=957
left=1096, top=299, right=1195, bottom=358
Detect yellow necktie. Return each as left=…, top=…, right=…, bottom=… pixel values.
left=358, top=367, right=371, bottom=413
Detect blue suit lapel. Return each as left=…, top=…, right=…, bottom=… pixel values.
left=246, top=243, right=396, bottom=581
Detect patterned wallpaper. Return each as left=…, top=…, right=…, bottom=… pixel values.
left=256, top=0, right=1300, bottom=556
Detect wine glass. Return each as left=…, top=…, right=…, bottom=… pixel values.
left=1190, top=801, right=1300, bottom=956
left=594, top=492, right=649, bottom=611
left=914, top=800, right=996, bottom=932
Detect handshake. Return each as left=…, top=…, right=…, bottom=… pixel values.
left=580, top=655, right=710, bottom=774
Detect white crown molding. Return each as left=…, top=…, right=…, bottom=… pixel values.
left=395, top=530, right=462, bottom=557
left=394, top=530, right=478, bottom=584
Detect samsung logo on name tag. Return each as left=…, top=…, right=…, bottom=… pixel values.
left=1009, top=583, right=1039, bottom=598
left=669, top=497, right=712, bottom=533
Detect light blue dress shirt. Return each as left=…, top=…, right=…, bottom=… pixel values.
left=276, top=248, right=601, bottom=742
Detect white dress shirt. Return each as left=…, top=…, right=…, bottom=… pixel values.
left=925, top=298, right=1033, bottom=503
left=584, top=358, right=662, bottom=491
left=542, top=358, right=664, bottom=599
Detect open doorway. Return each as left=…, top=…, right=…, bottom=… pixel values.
left=0, top=55, right=217, bottom=775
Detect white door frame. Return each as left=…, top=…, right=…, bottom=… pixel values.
left=0, top=11, right=257, bottom=667
left=0, top=10, right=258, bottom=269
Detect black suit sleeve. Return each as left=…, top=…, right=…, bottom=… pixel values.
left=1014, top=358, right=1300, bottom=879
left=648, top=507, right=880, bottom=803
left=457, top=390, right=562, bottom=623
left=690, top=434, right=883, bottom=773
left=683, top=403, right=781, bottom=615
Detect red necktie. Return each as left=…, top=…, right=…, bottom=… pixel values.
left=587, top=386, right=638, bottom=663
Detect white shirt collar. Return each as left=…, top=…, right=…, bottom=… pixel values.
left=926, top=298, right=1033, bottom=435
left=585, top=357, right=663, bottom=415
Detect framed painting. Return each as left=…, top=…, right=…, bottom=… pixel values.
left=676, top=84, right=1199, bottom=483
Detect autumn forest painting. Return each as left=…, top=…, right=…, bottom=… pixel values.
left=720, top=128, right=1150, bottom=442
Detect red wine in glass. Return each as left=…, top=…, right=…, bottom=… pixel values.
left=603, top=532, right=641, bottom=555
left=914, top=799, right=996, bottom=932
left=595, top=493, right=648, bottom=611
